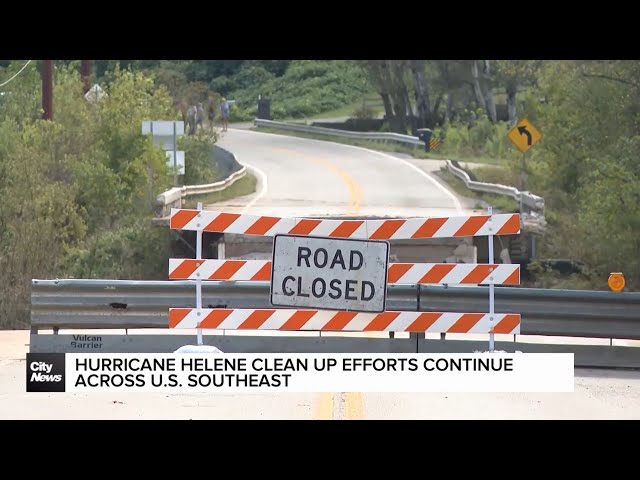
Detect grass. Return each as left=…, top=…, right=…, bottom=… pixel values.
left=253, top=126, right=507, bottom=166
left=281, top=94, right=386, bottom=122
left=183, top=171, right=257, bottom=208
left=225, top=61, right=374, bottom=122
left=429, top=152, right=506, bottom=166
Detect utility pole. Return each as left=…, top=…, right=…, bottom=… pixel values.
left=41, top=60, right=53, bottom=120
left=80, top=60, right=92, bottom=94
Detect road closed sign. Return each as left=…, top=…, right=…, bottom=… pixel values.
left=270, top=234, right=390, bottom=313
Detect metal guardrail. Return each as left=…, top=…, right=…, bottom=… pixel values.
left=155, top=147, right=246, bottom=218
left=253, top=118, right=546, bottom=219
left=30, top=279, right=417, bottom=330
left=254, top=118, right=424, bottom=146
left=445, top=160, right=544, bottom=214
left=31, top=279, right=640, bottom=340
left=445, top=160, right=547, bottom=234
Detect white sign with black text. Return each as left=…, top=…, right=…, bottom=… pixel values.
left=270, top=234, right=389, bottom=313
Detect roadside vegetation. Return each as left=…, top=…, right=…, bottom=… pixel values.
left=0, top=62, right=249, bottom=328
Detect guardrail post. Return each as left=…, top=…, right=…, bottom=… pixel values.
left=409, top=284, right=421, bottom=348
left=488, top=206, right=495, bottom=352
left=410, top=272, right=425, bottom=348
left=217, top=235, right=225, bottom=259
left=195, top=201, right=204, bottom=346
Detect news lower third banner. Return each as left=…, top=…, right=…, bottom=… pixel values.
left=26, top=352, right=575, bottom=393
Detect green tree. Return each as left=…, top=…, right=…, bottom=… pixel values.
left=0, top=61, right=183, bottom=328
left=532, top=60, right=640, bottom=288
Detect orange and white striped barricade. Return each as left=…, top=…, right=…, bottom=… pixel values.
left=167, top=206, right=521, bottom=350
left=168, top=259, right=520, bottom=285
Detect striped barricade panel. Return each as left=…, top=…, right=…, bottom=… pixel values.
left=168, top=259, right=521, bottom=285
left=169, top=209, right=520, bottom=239
left=167, top=207, right=522, bottom=339
left=169, top=308, right=521, bottom=334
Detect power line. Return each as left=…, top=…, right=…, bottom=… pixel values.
left=0, top=60, right=32, bottom=88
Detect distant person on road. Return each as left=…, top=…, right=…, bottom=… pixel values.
left=186, top=105, right=197, bottom=135
left=179, top=99, right=189, bottom=125
left=220, top=97, right=229, bottom=132
left=196, top=103, right=204, bottom=131
left=207, top=98, right=216, bottom=131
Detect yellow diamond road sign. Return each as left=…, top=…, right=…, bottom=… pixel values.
left=507, top=117, right=542, bottom=153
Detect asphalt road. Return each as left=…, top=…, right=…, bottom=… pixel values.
left=215, top=128, right=474, bottom=218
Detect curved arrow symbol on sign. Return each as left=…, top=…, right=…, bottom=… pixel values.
left=518, top=126, right=532, bottom=146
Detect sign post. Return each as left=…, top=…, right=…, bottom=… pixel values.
left=172, top=121, right=178, bottom=187
left=270, top=234, right=390, bottom=314
left=507, top=117, right=543, bottom=265
left=487, top=206, right=495, bottom=351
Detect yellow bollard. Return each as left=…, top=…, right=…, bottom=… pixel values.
left=608, top=272, right=625, bottom=292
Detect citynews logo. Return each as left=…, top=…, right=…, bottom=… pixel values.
left=26, top=353, right=66, bottom=392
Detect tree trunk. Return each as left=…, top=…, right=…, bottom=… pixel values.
left=389, top=61, right=409, bottom=133
left=361, top=60, right=397, bottom=127
left=404, top=88, right=414, bottom=132
left=410, top=60, right=432, bottom=129
left=379, top=60, right=403, bottom=132
left=484, top=87, right=497, bottom=122
left=391, top=96, right=407, bottom=133
left=506, top=80, right=517, bottom=125
left=432, top=93, right=443, bottom=126
left=470, top=60, right=488, bottom=113
left=380, top=92, right=394, bottom=120
left=482, top=60, right=497, bottom=122
left=445, top=91, right=454, bottom=123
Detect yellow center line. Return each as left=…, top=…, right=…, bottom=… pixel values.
left=267, top=146, right=365, bottom=420
left=314, top=392, right=364, bottom=420
left=344, top=392, right=364, bottom=420
left=314, top=391, right=334, bottom=420
left=269, top=147, right=362, bottom=215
